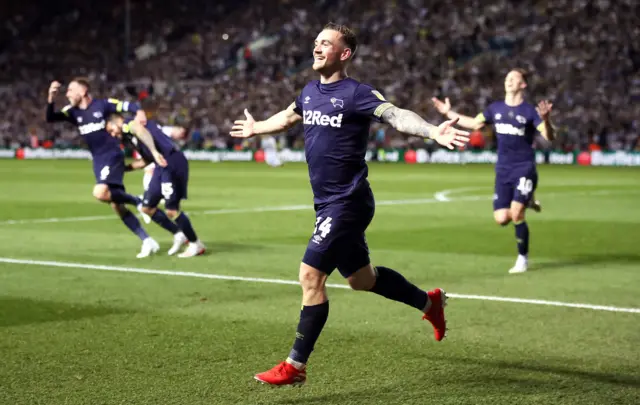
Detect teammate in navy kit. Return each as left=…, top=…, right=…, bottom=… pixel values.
left=45, top=78, right=161, bottom=258
left=106, top=114, right=205, bottom=258
left=230, top=23, right=470, bottom=386
left=432, top=69, right=555, bottom=273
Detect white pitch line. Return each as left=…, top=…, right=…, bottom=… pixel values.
left=0, top=196, right=483, bottom=226
left=0, top=188, right=634, bottom=227
left=0, top=257, right=638, bottom=314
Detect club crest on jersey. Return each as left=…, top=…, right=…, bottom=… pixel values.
left=93, top=112, right=103, bottom=119
left=330, top=97, right=344, bottom=108
left=516, top=115, right=526, bottom=124
left=303, top=110, right=343, bottom=127
left=77, top=117, right=83, bottom=123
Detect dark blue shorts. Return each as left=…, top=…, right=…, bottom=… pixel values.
left=493, top=164, right=538, bottom=210
left=143, top=152, right=189, bottom=210
left=302, top=194, right=375, bottom=278
left=93, top=153, right=125, bottom=187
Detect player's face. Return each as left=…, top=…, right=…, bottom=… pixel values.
left=504, top=71, right=526, bottom=93
left=106, top=121, right=123, bottom=139
left=65, top=81, right=86, bottom=107
left=312, top=29, right=351, bottom=72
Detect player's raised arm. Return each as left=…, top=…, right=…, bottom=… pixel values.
left=127, top=121, right=167, bottom=167
left=535, top=100, right=555, bottom=141
left=230, top=103, right=302, bottom=138
left=45, top=81, right=73, bottom=123
left=381, top=106, right=470, bottom=150
left=431, top=97, right=485, bottom=130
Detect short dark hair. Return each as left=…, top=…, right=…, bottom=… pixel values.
left=511, top=68, right=529, bottom=84
left=71, top=76, right=91, bottom=93
left=107, top=112, right=124, bottom=124
left=324, top=22, right=357, bottom=57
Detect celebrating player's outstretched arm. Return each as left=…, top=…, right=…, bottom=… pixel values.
left=536, top=100, right=555, bottom=141
left=431, top=97, right=485, bottom=130
left=380, top=106, right=470, bottom=150
left=230, top=104, right=302, bottom=138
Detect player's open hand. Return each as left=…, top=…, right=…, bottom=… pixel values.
left=153, top=152, right=168, bottom=168
left=431, top=97, right=451, bottom=115
left=434, top=118, right=469, bottom=150
left=48, top=81, right=61, bottom=102
left=536, top=100, right=553, bottom=121
left=230, top=109, right=256, bottom=138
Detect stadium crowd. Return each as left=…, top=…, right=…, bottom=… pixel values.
left=0, top=0, right=638, bottom=152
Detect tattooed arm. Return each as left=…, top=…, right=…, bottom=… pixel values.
left=381, top=105, right=470, bottom=150
left=380, top=106, right=439, bottom=139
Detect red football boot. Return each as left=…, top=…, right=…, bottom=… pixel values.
left=254, top=361, right=306, bottom=386
left=422, top=288, right=448, bottom=341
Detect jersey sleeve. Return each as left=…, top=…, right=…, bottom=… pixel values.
left=104, top=98, right=141, bottom=115
left=293, top=92, right=303, bottom=116
left=476, top=104, right=493, bottom=125
left=532, top=105, right=544, bottom=133
left=45, top=103, right=74, bottom=123
left=353, top=84, right=394, bottom=122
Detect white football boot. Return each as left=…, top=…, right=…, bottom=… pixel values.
left=137, top=237, right=160, bottom=258
left=168, top=232, right=188, bottom=256
left=178, top=240, right=206, bottom=258
left=508, top=255, right=528, bottom=274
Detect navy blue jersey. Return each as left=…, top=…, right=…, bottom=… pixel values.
left=122, top=118, right=180, bottom=164
left=294, top=78, right=393, bottom=204
left=476, top=101, right=543, bottom=168
left=46, top=98, right=139, bottom=158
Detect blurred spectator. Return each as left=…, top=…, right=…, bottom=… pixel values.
left=0, top=0, right=637, bottom=152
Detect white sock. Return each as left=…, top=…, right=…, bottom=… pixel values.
left=143, top=172, right=152, bottom=191
left=286, top=357, right=306, bottom=371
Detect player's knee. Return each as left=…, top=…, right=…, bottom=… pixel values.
left=494, top=210, right=511, bottom=226
left=347, top=265, right=376, bottom=291
left=510, top=206, right=526, bottom=223
left=165, top=209, right=179, bottom=220
left=141, top=206, right=156, bottom=216
left=299, top=263, right=327, bottom=293
left=92, top=185, right=110, bottom=202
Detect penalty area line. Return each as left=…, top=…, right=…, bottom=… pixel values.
left=0, top=257, right=638, bottom=314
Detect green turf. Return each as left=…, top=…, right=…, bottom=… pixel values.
left=0, top=160, right=639, bottom=405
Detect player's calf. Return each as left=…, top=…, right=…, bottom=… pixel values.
left=94, top=184, right=140, bottom=206
left=166, top=209, right=205, bottom=257
left=509, top=201, right=529, bottom=274
left=285, top=264, right=330, bottom=371
left=364, top=264, right=447, bottom=341
left=143, top=205, right=181, bottom=237
left=110, top=203, right=159, bottom=257
left=299, top=263, right=329, bottom=305
left=346, top=264, right=376, bottom=291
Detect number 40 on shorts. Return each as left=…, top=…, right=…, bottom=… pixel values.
left=517, top=177, right=533, bottom=196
